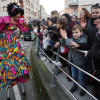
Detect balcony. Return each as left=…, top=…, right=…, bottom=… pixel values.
left=69, top=0, right=78, bottom=7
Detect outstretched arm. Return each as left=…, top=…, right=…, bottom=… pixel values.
left=60, top=29, right=73, bottom=48
left=17, top=18, right=29, bottom=32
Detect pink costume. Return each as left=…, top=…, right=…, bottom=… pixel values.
left=0, top=16, right=31, bottom=90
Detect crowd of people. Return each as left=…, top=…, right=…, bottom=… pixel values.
left=32, top=3, right=100, bottom=99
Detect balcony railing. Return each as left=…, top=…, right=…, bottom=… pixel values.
left=69, top=0, right=78, bottom=7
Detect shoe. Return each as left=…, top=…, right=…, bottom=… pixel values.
left=52, top=69, right=62, bottom=74
left=55, top=62, right=62, bottom=67
left=52, top=61, right=56, bottom=64
left=41, top=56, right=47, bottom=61
left=48, top=59, right=52, bottom=63
left=66, top=76, right=72, bottom=82
left=79, top=89, right=86, bottom=96
left=58, top=69, right=62, bottom=74
left=70, top=86, right=78, bottom=93
left=39, top=52, right=43, bottom=55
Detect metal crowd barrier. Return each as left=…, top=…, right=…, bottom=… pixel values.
left=36, top=40, right=100, bottom=100
left=52, top=51, right=100, bottom=83
left=39, top=41, right=100, bottom=83
left=44, top=62, right=78, bottom=100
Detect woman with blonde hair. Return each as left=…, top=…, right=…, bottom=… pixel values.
left=50, top=10, right=59, bottom=18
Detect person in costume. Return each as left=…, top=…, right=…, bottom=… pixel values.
left=0, top=2, right=31, bottom=90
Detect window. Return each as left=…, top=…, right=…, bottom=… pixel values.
left=28, top=1, right=30, bottom=6
left=34, top=12, right=36, bottom=16
left=3, top=6, right=7, bottom=11
left=19, top=0, right=23, bottom=3
left=31, top=11, right=33, bottom=15
left=31, top=4, right=33, bottom=8
left=26, top=8, right=28, bottom=13
left=28, top=9, right=29, bottom=13
left=29, top=17, right=31, bottom=20
left=29, top=9, right=31, bottom=14
left=0, top=7, right=2, bottom=12
left=74, top=0, right=77, bottom=2
left=26, top=0, right=28, bottom=5
left=2, top=0, right=6, bottom=1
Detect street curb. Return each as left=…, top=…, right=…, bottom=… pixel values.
left=30, top=43, right=70, bottom=100
left=30, top=49, right=51, bottom=100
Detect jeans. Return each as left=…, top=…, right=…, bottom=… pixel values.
left=49, top=39, right=54, bottom=47
left=71, top=65, right=86, bottom=88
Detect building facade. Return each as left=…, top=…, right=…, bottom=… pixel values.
left=65, top=0, right=100, bottom=16
left=40, top=5, right=48, bottom=21
left=23, top=0, right=34, bottom=20
left=0, top=0, right=9, bottom=17
left=0, top=0, right=40, bottom=20
left=33, top=0, right=40, bottom=19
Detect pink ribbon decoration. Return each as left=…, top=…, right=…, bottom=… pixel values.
left=11, top=6, right=16, bottom=12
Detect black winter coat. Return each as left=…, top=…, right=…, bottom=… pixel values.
left=48, top=26, right=59, bottom=42
left=79, top=19, right=98, bottom=50
left=87, top=33, right=100, bottom=70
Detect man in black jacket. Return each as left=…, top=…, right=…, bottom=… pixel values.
left=70, top=3, right=100, bottom=50
left=85, top=17, right=100, bottom=99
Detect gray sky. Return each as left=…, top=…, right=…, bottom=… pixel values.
left=40, top=0, right=64, bottom=15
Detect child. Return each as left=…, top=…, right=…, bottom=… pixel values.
left=60, top=24, right=87, bottom=96
left=51, top=18, right=68, bottom=87
left=37, top=22, right=48, bottom=49
left=53, top=18, right=68, bottom=66
left=48, top=17, right=58, bottom=48
left=41, top=17, right=58, bottom=61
